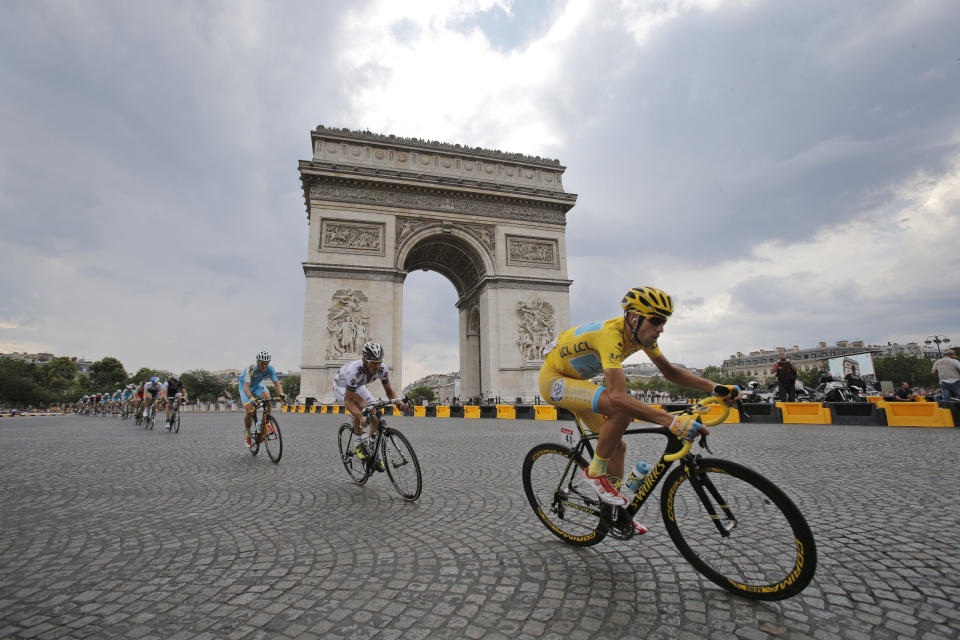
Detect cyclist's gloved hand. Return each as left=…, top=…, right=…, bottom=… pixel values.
left=669, top=414, right=703, bottom=441
left=713, top=384, right=741, bottom=402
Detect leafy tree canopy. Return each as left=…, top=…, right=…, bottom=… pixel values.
left=180, top=370, right=230, bottom=402
left=407, top=385, right=436, bottom=403
left=88, top=357, right=128, bottom=391
left=281, top=374, right=300, bottom=400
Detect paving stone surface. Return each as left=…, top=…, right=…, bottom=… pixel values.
left=0, top=413, right=957, bottom=639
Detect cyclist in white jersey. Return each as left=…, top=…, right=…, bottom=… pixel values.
left=333, top=342, right=409, bottom=459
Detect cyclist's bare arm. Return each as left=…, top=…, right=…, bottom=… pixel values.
left=596, top=367, right=674, bottom=428
left=649, top=353, right=740, bottom=405
left=382, top=381, right=409, bottom=411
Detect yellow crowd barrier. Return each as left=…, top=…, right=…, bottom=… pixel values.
left=413, top=406, right=426, bottom=417
left=464, top=405, right=481, bottom=418
left=496, top=404, right=516, bottom=419
left=776, top=402, right=832, bottom=424
left=534, top=405, right=557, bottom=420
left=436, top=406, right=450, bottom=417
left=878, top=401, right=954, bottom=427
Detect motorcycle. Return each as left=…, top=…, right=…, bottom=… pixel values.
left=813, top=380, right=860, bottom=403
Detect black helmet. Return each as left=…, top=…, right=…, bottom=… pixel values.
left=361, top=342, right=384, bottom=361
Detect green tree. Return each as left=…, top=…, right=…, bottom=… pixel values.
left=281, top=374, right=300, bottom=400
left=89, top=357, right=128, bottom=390
left=797, top=368, right=822, bottom=389
left=179, top=370, right=230, bottom=402
left=37, top=357, right=76, bottom=385
left=874, top=354, right=937, bottom=388
left=0, top=357, right=48, bottom=406
left=407, top=385, right=436, bottom=403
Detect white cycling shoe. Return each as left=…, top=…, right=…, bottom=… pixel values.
left=582, top=470, right=628, bottom=506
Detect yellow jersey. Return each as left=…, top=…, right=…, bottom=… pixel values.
left=544, top=316, right=662, bottom=380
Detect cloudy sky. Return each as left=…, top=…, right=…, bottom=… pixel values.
left=2, top=0, right=959, bottom=384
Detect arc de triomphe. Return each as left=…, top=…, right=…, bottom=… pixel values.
left=298, top=126, right=577, bottom=404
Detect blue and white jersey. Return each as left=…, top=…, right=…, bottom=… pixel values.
left=122, top=389, right=134, bottom=400
left=112, top=392, right=122, bottom=401
left=239, top=363, right=278, bottom=388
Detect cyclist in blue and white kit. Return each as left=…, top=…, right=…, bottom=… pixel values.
left=121, top=385, right=135, bottom=415
left=111, top=389, right=123, bottom=414
left=240, top=350, right=285, bottom=448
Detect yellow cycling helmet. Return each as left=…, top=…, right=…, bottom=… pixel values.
left=621, top=286, right=674, bottom=318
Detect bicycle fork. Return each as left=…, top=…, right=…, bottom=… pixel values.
left=685, top=466, right=738, bottom=536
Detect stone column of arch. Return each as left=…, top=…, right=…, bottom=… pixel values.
left=297, top=126, right=577, bottom=404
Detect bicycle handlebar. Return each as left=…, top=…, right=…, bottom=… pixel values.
left=253, top=396, right=288, bottom=407
left=361, top=396, right=410, bottom=417
left=662, top=397, right=731, bottom=462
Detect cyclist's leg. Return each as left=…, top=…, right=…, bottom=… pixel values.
left=339, top=387, right=367, bottom=435
left=590, top=401, right=633, bottom=481
left=258, top=386, right=271, bottom=415
left=538, top=365, right=627, bottom=500
left=355, top=387, right=378, bottom=437
left=240, top=384, right=256, bottom=433
left=162, top=391, right=171, bottom=423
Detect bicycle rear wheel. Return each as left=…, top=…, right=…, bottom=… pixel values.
left=521, top=443, right=607, bottom=547
left=262, top=415, right=282, bottom=463
left=661, top=458, right=817, bottom=600
left=337, top=423, right=368, bottom=484
left=381, top=428, right=422, bottom=501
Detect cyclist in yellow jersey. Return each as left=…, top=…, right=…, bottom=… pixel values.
left=540, top=286, right=741, bottom=512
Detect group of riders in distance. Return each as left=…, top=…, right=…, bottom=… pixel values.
left=75, top=375, right=188, bottom=430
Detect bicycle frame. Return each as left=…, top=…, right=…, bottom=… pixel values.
left=560, top=417, right=686, bottom=520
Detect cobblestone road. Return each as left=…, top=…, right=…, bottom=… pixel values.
left=1, top=413, right=958, bottom=639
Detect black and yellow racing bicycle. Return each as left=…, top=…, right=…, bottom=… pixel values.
left=521, top=398, right=817, bottom=600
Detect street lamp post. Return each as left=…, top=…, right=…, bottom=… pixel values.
left=924, top=335, right=952, bottom=358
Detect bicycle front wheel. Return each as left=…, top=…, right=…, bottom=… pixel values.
left=381, top=428, right=422, bottom=501
left=521, top=443, right=606, bottom=547
left=337, top=423, right=368, bottom=484
left=173, top=410, right=180, bottom=433
left=661, top=458, right=817, bottom=600
left=263, top=415, right=282, bottom=463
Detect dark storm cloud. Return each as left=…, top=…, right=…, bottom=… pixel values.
left=560, top=1, right=960, bottom=263
left=0, top=1, right=359, bottom=370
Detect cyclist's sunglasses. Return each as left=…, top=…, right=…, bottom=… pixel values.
left=644, top=315, right=668, bottom=327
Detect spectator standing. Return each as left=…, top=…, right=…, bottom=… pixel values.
left=772, top=354, right=798, bottom=402
left=931, top=349, right=960, bottom=403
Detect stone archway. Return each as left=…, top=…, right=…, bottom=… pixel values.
left=297, top=126, right=577, bottom=404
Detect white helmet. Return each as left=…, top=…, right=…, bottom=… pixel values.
left=361, top=342, right=384, bottom=361
left=256, top=350, right=271, bottom=363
